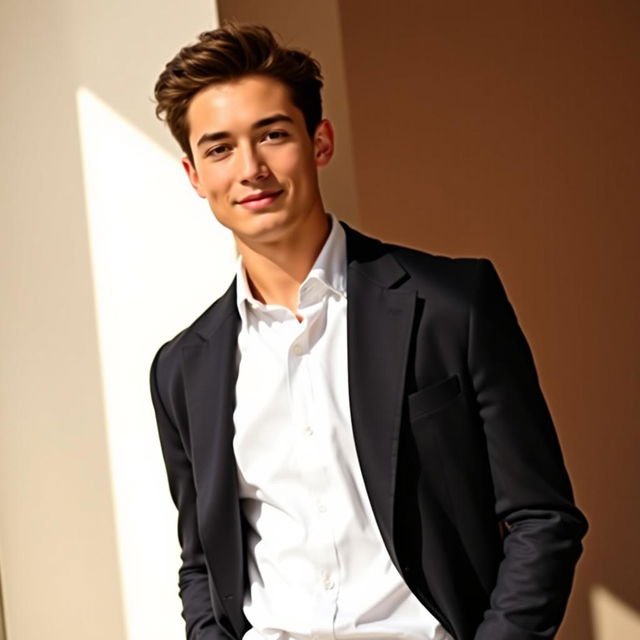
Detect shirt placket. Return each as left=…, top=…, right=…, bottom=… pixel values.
left=287, top=297, right=340, bottom=640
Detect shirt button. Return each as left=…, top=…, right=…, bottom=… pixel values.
left=323, top=576, right=334, bottom=590
left=318, top=503, right=327, bottom=513
left=303, top=425, right=314, bottom=436
left=292, top=344, right=303, bottom=356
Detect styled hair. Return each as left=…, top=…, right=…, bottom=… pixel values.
left=154, top=23, right=324, bottom=163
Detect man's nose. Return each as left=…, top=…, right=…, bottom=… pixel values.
left=238, top=145, right=268, bottom=182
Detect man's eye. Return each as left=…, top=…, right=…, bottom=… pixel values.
left=205, top=144, right=231, bottom=158
left=262, top=130, right=289, bottom=142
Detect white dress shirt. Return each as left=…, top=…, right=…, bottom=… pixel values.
left=233, top=215, right=452, bottom=640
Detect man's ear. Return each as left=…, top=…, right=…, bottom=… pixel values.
left=313, top=119, right=335, bottom=168
left=182, top=156, right=206, bottom=198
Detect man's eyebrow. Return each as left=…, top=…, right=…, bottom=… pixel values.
left=196, top=131, right=230, bottom=147
left=252, top=114, right=294, bottom=129
left=195, top=114, right=294, bottom=148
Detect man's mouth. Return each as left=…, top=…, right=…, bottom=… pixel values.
left=236, top=190, right=284, bottom=209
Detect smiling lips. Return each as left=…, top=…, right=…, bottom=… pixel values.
left=237, top=189, right=284, bottom=210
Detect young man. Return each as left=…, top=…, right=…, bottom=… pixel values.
left=150, top=23, right=587, bottom=640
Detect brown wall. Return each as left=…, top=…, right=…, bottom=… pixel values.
left=338, top=1, right=640, bottom=639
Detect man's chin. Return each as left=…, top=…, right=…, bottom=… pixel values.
left=234, top=215, right=293, bottom=245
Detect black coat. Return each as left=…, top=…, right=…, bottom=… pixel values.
left=150, top=222, right=587, bottom=640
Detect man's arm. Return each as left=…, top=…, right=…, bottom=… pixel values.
left=150, top=347, right=227, bottom=640
left=468, top=260, right=588, bottom=640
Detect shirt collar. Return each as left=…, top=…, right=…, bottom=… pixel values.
left=235, top=213, right=347, bottom=319
left=305, top=213, right=347, bottom=298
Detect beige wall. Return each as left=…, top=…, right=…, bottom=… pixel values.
left=0, top=1, right=216, bottom=639
left=0, top=2, right=125, bottom=637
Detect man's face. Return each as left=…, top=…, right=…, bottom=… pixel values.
left=183, top=75, right=333, bottom=247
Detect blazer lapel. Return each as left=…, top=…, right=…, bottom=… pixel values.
left=344, top=225, right=416, bottom=566
left=181, top=282, right=246, bottom=638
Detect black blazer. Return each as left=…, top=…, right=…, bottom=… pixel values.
left=150, top=223, right=587, bottom=640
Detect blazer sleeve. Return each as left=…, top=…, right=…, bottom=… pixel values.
left=150, top=346, right=228, bottom=640
left=467, top=260, right=588, bottom=640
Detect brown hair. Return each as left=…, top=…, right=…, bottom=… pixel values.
left=154, top=23, right=324, bottom=164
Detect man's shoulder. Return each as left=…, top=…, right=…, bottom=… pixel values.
left=152, top=277, right=238, bottom=375
left=387, top=239, right=484, bottom=277
left=343, top=221, right=491, bottom=300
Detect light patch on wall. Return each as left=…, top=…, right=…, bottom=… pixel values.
left=76, top=86, right=236, bottom=640
left=591, top=585, right=640, bottom=640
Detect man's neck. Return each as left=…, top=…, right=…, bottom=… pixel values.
left=237, top=212, right=331, bottom=317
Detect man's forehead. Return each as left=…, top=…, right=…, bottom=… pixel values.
left=190, top=76, right=296, bottom=116
left=186, top=75, right=302, bottom=136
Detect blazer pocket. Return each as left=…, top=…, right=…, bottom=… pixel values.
left=408, top=374, right=461, bottom=421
